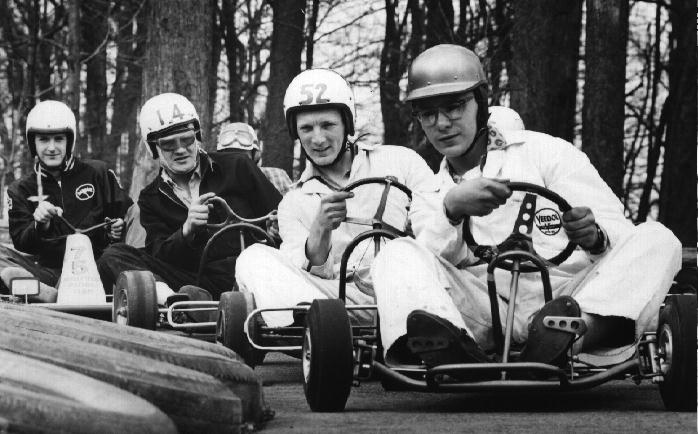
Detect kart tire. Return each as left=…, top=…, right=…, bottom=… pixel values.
left=0, top=327, right=241, bottom=433
left=657, top=294, right=697, bottom=411
left=302, top=299, right=353, bottom=412
left=113, top=270, right=158, bottom=330
left=217, top=291, right=266, bottom=368
left=0, top=303, right=271, bottom=427
left=0, top=349, right=176, bottom=433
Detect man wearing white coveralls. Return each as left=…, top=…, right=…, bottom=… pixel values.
left=236, top=68, right=435, bottom=327
left=371, top=44, right=682, bottom=367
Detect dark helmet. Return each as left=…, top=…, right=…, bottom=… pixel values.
left=406, top=44, right=489, bottom=130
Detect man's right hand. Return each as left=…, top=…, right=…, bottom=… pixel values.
left=311, top=191, right=354, bottom=233
left=182, top=192, right=216, bottom=238
left=305, top=191, right=354, bottom=266
left=444, top=178, right=512, bottom=219
left=33, top=201, right=63, bottom=230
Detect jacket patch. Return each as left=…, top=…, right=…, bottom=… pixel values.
left=534, top=208, right=561, bottom=236
left=75, top=183, right=95, bottom=201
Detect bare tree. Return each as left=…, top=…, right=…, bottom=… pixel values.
left=658, top=0, right=696, bottom=246
left=582, top=0, right=629, bottom=196
left=81, top=0, right=110, bottom=163
left=510, top=0, right=582, bottom=142
left=261, top=0, right=305, bottom=174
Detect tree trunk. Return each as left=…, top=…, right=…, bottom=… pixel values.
left=221, top=0, right=244, bottom=122
left=130, top=0, right=214, bottom=199
left=66, top=0, right=81, bottom=136
left=581, top=0, right=628, bottom=196
left=81, top=0, right=109, bottom=163
left=380, top=0, right=410, bottom=148
left=658, top=0, right=697, bottom=246
left=510, top=0, right=582, bottom=142
left=425, top=0, right=455, bottom=46
left=261, top=0, right=304, bottom=175
left=112, top=0, right=146, bottom=192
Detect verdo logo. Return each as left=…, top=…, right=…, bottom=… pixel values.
left=534, top=208, right=561, bottom=235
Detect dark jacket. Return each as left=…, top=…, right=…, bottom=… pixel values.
left=8, top=159, right=133, bottom=268
left=138, top=151, right=281, bottom=278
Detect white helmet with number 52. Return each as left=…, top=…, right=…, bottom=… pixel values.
left=139, top=93, right=201, bottom=158
left=283, top=68, right=356, bottom=139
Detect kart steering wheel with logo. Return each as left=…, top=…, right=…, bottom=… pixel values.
left=462, top=182, right=577, bottom=272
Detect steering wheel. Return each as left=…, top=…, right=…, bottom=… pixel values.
left=198, top=196, right=277, bottom=286
left=462, top=182, right=577, bottom=272
left=42, top=215, right=116, bottom=242
left=340, top=176, right=413, bottom=237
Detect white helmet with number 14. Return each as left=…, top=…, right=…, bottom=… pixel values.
left=139, top=93, right=201, bottom=159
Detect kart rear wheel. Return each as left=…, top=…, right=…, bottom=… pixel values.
left=217, top=291, right=266, bottom=367
left=113, top=270, right=158, bottom=330
left=657, top=294, right=697, bottom=411
left=302, top=299, right=354, bottom=412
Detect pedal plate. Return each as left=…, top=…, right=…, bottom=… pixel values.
left=542, top=316, right=587, bottom=335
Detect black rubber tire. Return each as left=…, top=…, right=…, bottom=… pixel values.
left=302, top=299, right=354, bottom=412
left=0, top=349, right=176, bottom=433
left=113, top=270, right=158, bottom=330
left=657, top=294, right=697, bottom=411
left=218, top=291, right=266, bottom=368
left=0, top=325, right=243, bottom=432
left=0, top=302, right=272, bottom=428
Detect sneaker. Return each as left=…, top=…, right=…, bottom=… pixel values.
left=520, top=296, right=582, bottom=366
left=405, top=310, right=490, bottom=368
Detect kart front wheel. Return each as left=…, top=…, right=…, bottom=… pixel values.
left=302, top=299, right=354, bottom=412
left=112, top=271, right=158, bottom=330
left=657, top=294, right=697, bottom=411
left=217, top=291, right=265, bottom=368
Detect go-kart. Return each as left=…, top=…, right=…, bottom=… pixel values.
left=216, top=176, right=413, bottom=368
left=299, top=182, right=696, bottom=412
left=112, top=196, right=276, bottom=341
left=0, top=215, right=116, bottom=321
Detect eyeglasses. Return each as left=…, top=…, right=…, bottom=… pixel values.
left=413, top=94, right=474, bottom=127
left=219, top=129, right=257, bottom=148
left=157, top=135, right=197, bottom=153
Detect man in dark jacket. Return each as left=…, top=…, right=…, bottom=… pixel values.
left=98, top=93, right=281, bottom=300
left=0, top=100, right=131, bottom=301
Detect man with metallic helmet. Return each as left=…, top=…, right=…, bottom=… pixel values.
left=217, top=122, right=292, bottom=195
left=0, top=100, right=132, bottom=301
left=98, top=93, right=281, bottom=302
left=371, top=44, right=681, bottom=368
left=233, top=68, right=436, bottom=345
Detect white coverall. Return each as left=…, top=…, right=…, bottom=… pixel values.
left=371, top=128, right=682, bottom=362
left=236, top=143, right=437, bottom=326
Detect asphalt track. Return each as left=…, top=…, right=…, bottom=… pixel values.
left=255, top=353, right=696, bottom=433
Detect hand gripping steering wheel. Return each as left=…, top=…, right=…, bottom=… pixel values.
left=462, top=182, right=577, bottom=272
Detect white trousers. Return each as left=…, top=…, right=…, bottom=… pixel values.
left=371, top=222, right=682, bottom=354
left=235, top=244, right=374, bottom=326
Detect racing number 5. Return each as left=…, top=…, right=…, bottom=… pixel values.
left=299, top=83, right=330, bottom=105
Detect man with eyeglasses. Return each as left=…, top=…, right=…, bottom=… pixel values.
left=98, top=93, right=281, bottom=303
left=371, top=44, right=681, bottom=368
left=217, top=122, right=292, bottom=195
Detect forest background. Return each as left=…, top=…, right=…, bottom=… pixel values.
left=0, top=0, right=695, bottom=247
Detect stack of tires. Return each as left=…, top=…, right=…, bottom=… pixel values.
left=0, top=303, right=273, bottom=433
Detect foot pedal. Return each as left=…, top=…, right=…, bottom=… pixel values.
left=542, top=316, right=587, bottom=335
left=406, top=336, right=451, bottom=352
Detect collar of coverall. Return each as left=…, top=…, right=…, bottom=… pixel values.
left=443, top=124, right=522, bottom=184
left=293, top=142, right=377, bottom=192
